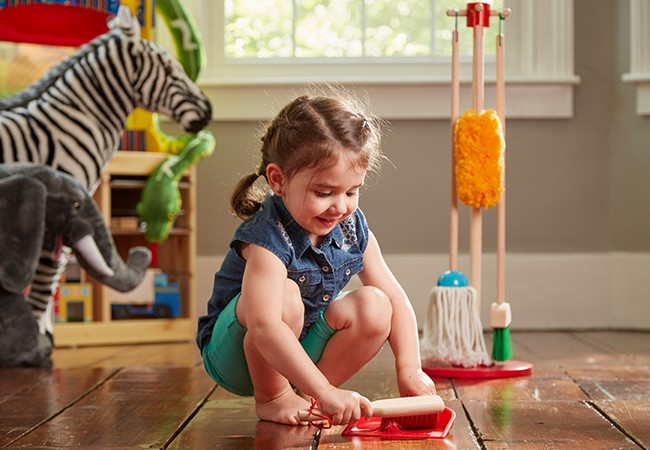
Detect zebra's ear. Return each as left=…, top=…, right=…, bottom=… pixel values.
left=108, top=5, right=141, bottom=39
left=0, top=174, right=47, bottom=294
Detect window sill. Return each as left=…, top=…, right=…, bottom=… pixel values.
left=622, top=73, right=650, bottom=116
left=199, top=77, right=580, bottom=121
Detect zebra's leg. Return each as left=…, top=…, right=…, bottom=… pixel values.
left=26, top=247, right=70, bottom=339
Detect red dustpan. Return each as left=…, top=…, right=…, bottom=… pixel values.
left=342, top=407, right=456, bottom=439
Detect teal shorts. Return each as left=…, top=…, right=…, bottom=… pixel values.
left=201, top=293, right=337, bottom=397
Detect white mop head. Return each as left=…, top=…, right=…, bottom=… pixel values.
left=420, top=286, right=492, bottom=368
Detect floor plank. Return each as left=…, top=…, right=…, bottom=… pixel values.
left=597, top=400, right=650, bottom=448
left=561, top=354, right=650, bottom=381
left=4, top=367, right=215, bottom=449
left=166, top=388, right=319, bottom=450
left=52, top=342, right=203, bottom=369
left=465, top=400, right=641, bottom=449
left=512, top=332, right=614, bottom=361
left=454, top=377, right=590, bottom=402
left=0, top=367, right=116, bottom=447
left=577, top=331, right=650, bottom=363
left=50, top=344, right=140, bottom=369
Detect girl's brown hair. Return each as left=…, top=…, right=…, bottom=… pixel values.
left=231, top=94, right=384, bottom=220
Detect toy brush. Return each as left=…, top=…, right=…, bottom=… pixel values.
left=297, top=395, right=446, bottom=431
left=491, top=22, right=513, bottom=362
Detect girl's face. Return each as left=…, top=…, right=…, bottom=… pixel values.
left=278, top=154, right=366, bottom=248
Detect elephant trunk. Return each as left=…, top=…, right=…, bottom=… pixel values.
left=65, top=199, right=152, bottom=292
left=72, top=234, right=151, bottom=292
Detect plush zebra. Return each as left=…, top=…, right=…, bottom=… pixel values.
left=0, top=6, right=212, bottom=336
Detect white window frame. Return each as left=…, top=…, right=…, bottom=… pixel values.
left=622, top=0, right=650, bottom=116
left=159, top=0, right=578, bottom=120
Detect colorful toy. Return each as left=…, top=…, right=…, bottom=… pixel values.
left=421, top=3, right=532, bottom=377
left=0, top=163, right=151, bottom=367
left=0, top=3, right=211, bottom=338
left=298, top=395, right=455, bottom=440
left=129, top=0, right=215, bottom=243
left=137, top=130, right=215, bottom=242
left=56, top=283, right=93, bottom=323
left=110, top=268, right=181, bottom=320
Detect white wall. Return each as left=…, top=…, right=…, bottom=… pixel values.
left=194, top=252, right=650, bottom=331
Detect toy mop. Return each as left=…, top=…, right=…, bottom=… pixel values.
left=421, top=3, right=532, bottom=378
left=298, top=395, right=456, bottom=440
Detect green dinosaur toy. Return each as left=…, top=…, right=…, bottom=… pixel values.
left=137, top=131, right=215, bottom=242
left=135, top=0, right=215, bottom=243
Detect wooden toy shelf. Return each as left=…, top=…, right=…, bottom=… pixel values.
left=53, top=151, right=197, bottom=347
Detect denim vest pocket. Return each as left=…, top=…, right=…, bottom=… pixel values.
left=334, top=257, right=364, bottom=290
left=288, top=270, right=322, bottom=299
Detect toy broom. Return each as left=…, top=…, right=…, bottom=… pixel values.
left=298, top=395, right=456, bottom=439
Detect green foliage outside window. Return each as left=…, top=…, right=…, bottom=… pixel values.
left=225, top=0, right=505, bottom=59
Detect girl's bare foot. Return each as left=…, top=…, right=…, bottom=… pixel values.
left=255, top=388, right=313, bottom=425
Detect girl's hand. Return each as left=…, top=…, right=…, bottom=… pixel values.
left=316, top=386, right=373, bottom=425
left=396, top=367, right=437, bottom=397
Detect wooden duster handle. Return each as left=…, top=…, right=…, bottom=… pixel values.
left=297, top=395, right=445, bottom=422
left=470, top=3, right=485, bottom=312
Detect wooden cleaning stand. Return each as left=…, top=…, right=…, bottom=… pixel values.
left=424, top=2, right=532, bottom=379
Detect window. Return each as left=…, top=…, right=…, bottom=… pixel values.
left=224, top=0, right=504, bottom=59
left=156, top=0, right=578, bottom=120
left=622, top=0, right=650, bottom=116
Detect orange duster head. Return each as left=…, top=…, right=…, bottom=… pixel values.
left=454, top=109, right=505, bottom=209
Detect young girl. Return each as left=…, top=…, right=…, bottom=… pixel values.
left=196, top=94, right=436, bottom=426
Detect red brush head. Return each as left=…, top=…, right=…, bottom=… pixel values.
left=379, top=413, right=439, bottom=431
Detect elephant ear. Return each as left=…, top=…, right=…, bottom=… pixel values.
left=0, top=174, right=46, bottom=294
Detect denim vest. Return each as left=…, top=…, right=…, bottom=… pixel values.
left=196, top=194, right=369, bottom=350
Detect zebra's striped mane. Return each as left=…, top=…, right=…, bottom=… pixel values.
left=0, top=30, right=121, bottom=112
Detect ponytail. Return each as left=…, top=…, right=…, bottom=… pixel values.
left=230, top=170, right=266, bottom=220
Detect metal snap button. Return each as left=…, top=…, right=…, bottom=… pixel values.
left=322, top=266, right=329, bottom=272
left=323, top=295, right=330, bottom=301
left=345, top=269, right=351, bottom=276
left=299, top=276, right=306, bottom=282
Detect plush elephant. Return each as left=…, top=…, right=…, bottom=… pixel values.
left=0, top=163, right=151, bottom=367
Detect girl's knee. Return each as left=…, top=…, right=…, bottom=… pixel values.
left=352, top=287, right=392, bottom=336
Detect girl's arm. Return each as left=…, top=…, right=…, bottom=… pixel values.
left=358, top=231, right=436, bottom=397
left=239, top=243, right=372, bottom=424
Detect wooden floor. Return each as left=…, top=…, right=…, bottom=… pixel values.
left=1, top=331, right=650, bottom=449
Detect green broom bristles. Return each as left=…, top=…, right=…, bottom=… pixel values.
left=492, top=327, right=513, bottom=361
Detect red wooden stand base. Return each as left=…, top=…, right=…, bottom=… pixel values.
left=423, top=360, right=533, bottom=379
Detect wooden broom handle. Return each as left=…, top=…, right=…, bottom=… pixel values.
left=496, top=31, right=506, bottom=306
left=297, top=395, right=445, bottom=422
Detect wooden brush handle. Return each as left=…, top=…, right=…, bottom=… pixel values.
left=297, top=395, right=445, bottom=422
left=496, top=32, right=506, bottom=307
